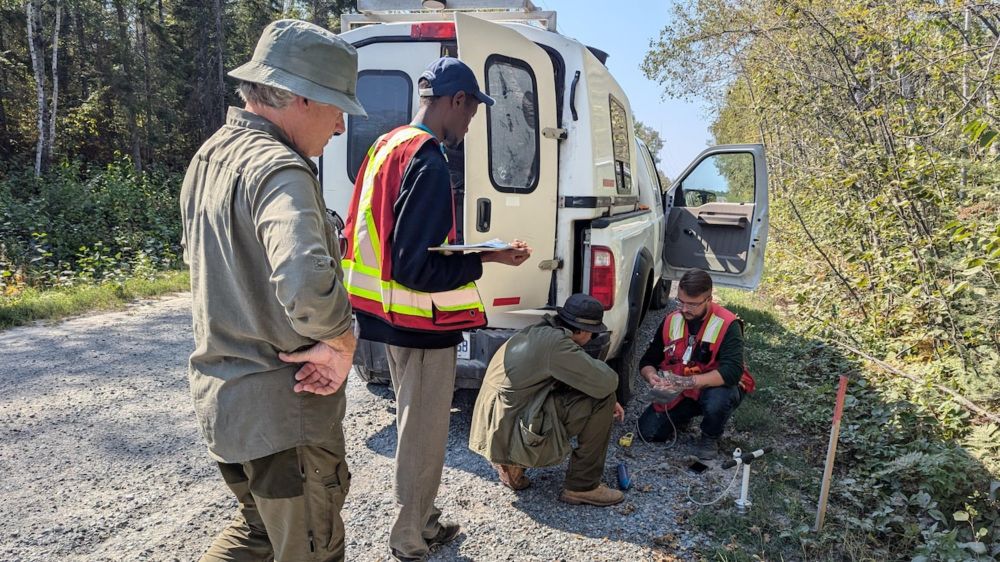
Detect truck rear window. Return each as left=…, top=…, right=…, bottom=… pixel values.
left=485, top=55, right=540, bottom=193
left=609, top=95, right=632, bottom=194
left=347, top=70, right=413, bottom=182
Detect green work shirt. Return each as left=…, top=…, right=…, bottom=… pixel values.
left=181, top=107, right=352, bottom=463
left=469, top=316, right=619, bottom=468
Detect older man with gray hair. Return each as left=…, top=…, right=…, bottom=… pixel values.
left=180, top=19, right=366, bottom=562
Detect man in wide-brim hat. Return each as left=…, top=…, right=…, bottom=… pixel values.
left=180, top=19, right=366, bottom=562
left=468, top=293, right=627, bottom=506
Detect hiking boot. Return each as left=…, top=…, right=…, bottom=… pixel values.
left=427, top=521, right=461, bottom=550
left=495, top=463, right=530, bottom=490
left=388, top=523, right=460, bottom=561
left=694, top=433, right=720, bottom=460
left=559, top=484, right=625, bottom=507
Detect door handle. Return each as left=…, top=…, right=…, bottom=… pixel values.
left=683, top=228, right=696, bottom=237
left=477, top=198, right=491, bottom=232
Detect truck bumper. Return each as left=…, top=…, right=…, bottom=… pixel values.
left=353, top=328, right=612, bottom=389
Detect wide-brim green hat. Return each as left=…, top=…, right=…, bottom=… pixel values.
left=229, top=19, right=367, bottom=117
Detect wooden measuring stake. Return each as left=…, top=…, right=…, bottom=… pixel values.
left=814, top=374, right=849, bottom=532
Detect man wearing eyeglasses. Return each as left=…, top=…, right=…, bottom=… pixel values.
left=635, top=269, right=756, bottom=460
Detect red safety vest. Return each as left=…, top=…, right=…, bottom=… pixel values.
left=654, top=302, right=756, bottom=412
left=342, top=125, right=487, bottom=332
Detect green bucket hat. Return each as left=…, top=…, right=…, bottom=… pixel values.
left=229, top=19, right=367, bottom=117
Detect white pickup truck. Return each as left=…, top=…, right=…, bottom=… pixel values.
left=322, top=0, right=769, bottom=403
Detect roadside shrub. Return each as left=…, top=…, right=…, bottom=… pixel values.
left=0, top=159, right=182, bottom=295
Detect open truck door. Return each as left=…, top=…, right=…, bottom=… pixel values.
left=662, top=144, right=769, bottom=289
left=455, top=13, right=559, bottom=322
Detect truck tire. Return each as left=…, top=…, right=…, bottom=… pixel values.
left=649, top=278, right=672, bottom=310
left=356, top=364, right=391, bottom=385
left=609, top=268, right=650, bottom=405
left=609, top=333, right=640, bottom=406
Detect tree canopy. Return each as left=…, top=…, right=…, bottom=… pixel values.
left=0, top=0, right=353, bottom=175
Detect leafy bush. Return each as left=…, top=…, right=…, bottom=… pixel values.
left=646, top=2, right=999, bottom=556
left=0, top=159, right=182, bottom=296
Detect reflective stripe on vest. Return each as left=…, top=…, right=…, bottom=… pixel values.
left=342, top=126, right=486, bottom=331
left=702, top=315, right=726, bottom=345
left=668, top=313, right=685, bottom=341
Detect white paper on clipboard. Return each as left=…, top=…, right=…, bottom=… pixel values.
left=428, top=238, right=512, bottom=252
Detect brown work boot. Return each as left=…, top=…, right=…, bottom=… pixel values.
left=559, top=484, right=625, bottom=507
left=495, top=464, right=530, bottom=490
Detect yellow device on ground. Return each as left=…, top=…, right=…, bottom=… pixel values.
left=618, top=432, right=634, bottom=447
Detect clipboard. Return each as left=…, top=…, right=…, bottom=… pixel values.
left=428, top=238, right=512, bottom=253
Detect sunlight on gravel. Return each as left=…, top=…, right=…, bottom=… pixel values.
left=0, top=293, right=729, bottom=561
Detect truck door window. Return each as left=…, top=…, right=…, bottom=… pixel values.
left=485, top=55, right=540, bottom=193
left=347, top=70, right=413, bottom=183
left=609, top=95, right=632, bottom=194
left=679, top=153, right=755, bottom=207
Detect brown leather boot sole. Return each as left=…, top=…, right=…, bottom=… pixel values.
left=559, top=485, right=625, bottom=507
left=495, top=464, right=530, bottom=491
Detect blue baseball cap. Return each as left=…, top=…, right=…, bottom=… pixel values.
left=419, top=57, right=495, bottom=106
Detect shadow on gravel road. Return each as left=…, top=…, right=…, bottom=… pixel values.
left=356, top=308, right=684, bottom=552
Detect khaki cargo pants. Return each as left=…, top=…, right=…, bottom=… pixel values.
left=201, top=445, right=350, bottom=562
left=386, top=345, right=457, bottom=560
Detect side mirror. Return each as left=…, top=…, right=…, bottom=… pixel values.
left=684, top=189, right=718, bottom=207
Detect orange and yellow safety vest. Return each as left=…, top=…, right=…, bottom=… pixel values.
left=654, top=302, right=755, bottom=412
left=342, top=125, right=487, bottom=332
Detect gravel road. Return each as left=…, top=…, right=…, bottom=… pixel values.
left=0, top=293, right=736, bottom=561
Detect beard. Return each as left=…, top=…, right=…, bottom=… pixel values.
left=682, top=308, right=708, bottom=321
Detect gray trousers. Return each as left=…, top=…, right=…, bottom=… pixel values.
left=385, top=345, right=457, bottom=559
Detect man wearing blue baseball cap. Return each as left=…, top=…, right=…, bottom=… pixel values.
left=342, top=57, right=531, bottom=561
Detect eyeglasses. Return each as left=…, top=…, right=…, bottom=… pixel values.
left=676, top=295, right=710, bottom=310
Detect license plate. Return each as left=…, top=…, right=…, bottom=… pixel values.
left=457, top=332, right=471, bottom=360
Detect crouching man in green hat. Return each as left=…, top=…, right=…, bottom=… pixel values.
left=468, top=294, right=626, bottom=506
left=180, top=19, right=367, bottom=562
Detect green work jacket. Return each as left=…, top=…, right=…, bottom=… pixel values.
left=181, top=107, right=352, bottom=463
left=469, top=316, right=618, bottom=468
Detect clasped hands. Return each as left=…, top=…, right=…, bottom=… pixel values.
left=278, top=330, right=357, bottom=395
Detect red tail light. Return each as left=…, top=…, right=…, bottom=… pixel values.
left=410, top=22, right=456, bottom=40
left=589, top=246, right=615, bottom=310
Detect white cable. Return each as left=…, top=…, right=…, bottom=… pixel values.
left=686, top=464, right=741, bottom=506
left=635, top=400, right=677, bottom=449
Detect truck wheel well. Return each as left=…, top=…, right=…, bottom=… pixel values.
left=643, top=274, right=654, bottom=320
left=611, top=249, right=654, bottom=405
left=629, top=249, right=654, bottom=333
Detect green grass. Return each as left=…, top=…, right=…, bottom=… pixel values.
left=0, top=270, right=189, bottom=329
left=689, top=289, right=1000, bottom=560
left=690, top=289, right=889, bottom=561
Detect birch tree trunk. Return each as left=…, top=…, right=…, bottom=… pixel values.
left=26, top=0, right=50, bottom=176
left=48, top=0, right=60, bottom=163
